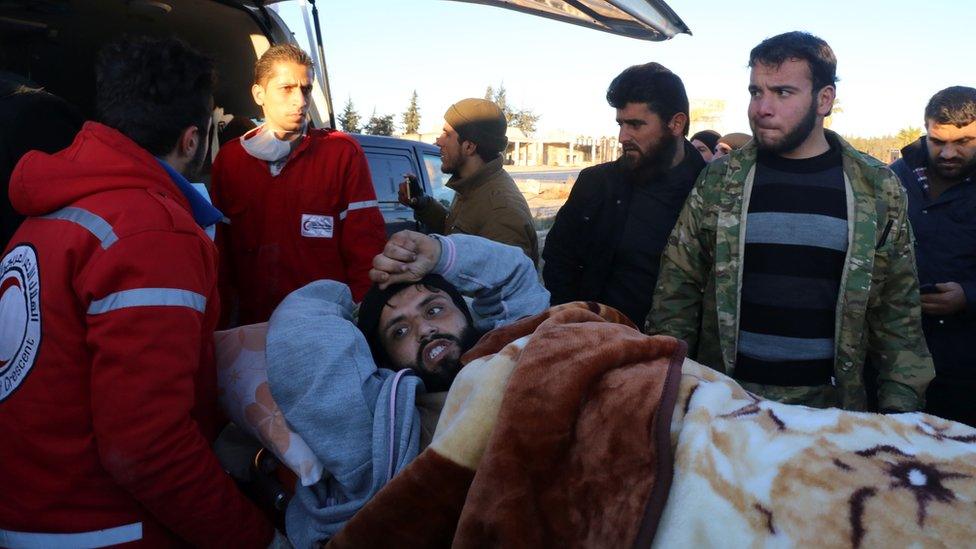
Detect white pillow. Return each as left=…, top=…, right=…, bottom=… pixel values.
left=215, top=323, right=324, bottom=486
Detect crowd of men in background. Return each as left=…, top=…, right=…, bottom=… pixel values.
left=1, top=29, right=973, bottom=547
left=546, top=32, right=974, bottom=425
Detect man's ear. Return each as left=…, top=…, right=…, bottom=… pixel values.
left=251, top=83, right=265, bottom=107
left=668, top=112, right=688, bottom=137
left=460, top=139, right=478, bottom=158
left=177, top=125, right=201, bottom=159
left=817, top=85, right=836, bottom=117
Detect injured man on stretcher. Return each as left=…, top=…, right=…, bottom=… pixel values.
left=217, top=231, right=976, bottom=549
left=259, top=230, right=550, bottom=547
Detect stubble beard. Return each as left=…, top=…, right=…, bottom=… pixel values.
left=408, top=324, right=480, bottom=393
left=753, top=97, right=819, bottom=156
left=181, top=133, right=210, bottom=181
left=930, top=153, right=976, bottom=182
left=440, top=153, right=461, bottom=176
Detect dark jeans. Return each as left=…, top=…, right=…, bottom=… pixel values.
left=926, top=376, right=976, bottom=428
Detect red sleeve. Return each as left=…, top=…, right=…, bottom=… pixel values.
left=84, top=230, right=273, bottom=547
left=337, top=142, right=387, bottom=301
left=211, top=151, right=238, bottom=328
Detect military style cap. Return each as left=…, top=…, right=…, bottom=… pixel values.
left=444, top=98, right=508, bottom=154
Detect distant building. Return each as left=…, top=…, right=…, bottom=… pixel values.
left=399, top=128, right=620, bottom=168
left=505, top=129, right=622, bottom=167
left=688, top=98, right=727, bottom=136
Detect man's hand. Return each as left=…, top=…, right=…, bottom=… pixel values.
left=369, top=230, right=441, bottom=289
left=397, top=174, right=428, bottom=209
left=920, top=281, right=967, bottom=316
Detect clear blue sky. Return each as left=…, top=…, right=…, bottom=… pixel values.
left=293, top=0, right=974, bottom=138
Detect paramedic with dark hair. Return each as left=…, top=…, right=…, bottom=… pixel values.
left=0, top=36, right=273, bottom=546
left=212, top=44, right=386, bottom=326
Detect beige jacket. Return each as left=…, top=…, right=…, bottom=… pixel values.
left=416, top=157, right=538, bottom=264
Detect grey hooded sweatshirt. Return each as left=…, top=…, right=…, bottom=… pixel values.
left=266, top=234, right=549, bottom=548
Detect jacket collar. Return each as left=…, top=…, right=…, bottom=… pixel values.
left=155, top=159, right=223, bottom=228
left=447, top=156, right=504, bottom=194
left=899, top=137, right=928, bottom=171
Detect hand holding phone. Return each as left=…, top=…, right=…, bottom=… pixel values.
left=919, top=281, right=967, bottom=316
left=397, top=173, right=425, bottom=208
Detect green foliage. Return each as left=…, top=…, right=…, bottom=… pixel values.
left=843, top=126, right=923, bottom=163
left=493, top=83, right=508, bottom=116
left=511, top=109, right=540, bottom=135
left=364, top=109, right=395, bottom=136
left=338, top=97, right=361, bottom=133
left=402, top=90, right=421, bottom=135
left=824, top=98, right=843, bottom=129
left=484, top=82, right=540, bottom=136
left=896, top=126, right=923, bottom=146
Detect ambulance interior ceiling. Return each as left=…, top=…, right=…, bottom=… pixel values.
left=0, top=0, right=265, bottom=122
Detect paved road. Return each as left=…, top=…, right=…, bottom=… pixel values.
left=531, top=205, right=562, bottom=218
left=508, top=168, right=580, bottom=182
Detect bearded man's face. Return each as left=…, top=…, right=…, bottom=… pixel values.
left=616, top=102, right=677, bottom=173
left=925, top=120, right=976, bottom=181
left=377, top=285, right=477, bottom=392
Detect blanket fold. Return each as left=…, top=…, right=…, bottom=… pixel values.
left=325, top=302, right=976, bottom=548
left=328, top=302, right=685, bottom=548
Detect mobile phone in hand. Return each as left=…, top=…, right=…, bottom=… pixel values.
left=406, top=174, right=422, bottom=199
left=919, top=283, right=938, bottom=295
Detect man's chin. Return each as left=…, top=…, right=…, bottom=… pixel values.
left=756, top=134, right=800, bottom=155
left=620, top=151, right=643, bottom=170
left=932, top=162, right=974, bottom=180
left=268, top=120, right=304, bottom=136
left=414, top=360, right=462, bottom=393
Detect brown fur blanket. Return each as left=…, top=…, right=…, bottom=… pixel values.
left=329, top=302, right=685, bottom=548
left=328, top=303, right=976, bottom=548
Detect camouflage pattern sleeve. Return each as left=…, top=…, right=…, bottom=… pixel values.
left=865, top=175, right=935, bottom=412
left=646, top=165, right=715, bottom=353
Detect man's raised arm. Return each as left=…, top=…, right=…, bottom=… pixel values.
left=370, top=231, right=550, bottom=331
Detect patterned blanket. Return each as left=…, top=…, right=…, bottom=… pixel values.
left=657, top=359, right=976, bottom=548
left=326, top=303, right=976, bottom=548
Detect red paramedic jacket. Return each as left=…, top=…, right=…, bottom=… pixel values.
left=212, top=127, right=386, bottom=325
left=0, top=122, right=273, bottom=547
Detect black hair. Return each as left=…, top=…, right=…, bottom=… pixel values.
left=924, top=86, right=976, bottom=128
left=454, top=127, right=500, bottom=163
left=357, top=274, right=474, bottom=367
left=95, top=36, right=216, bottom=156
left=691, top=130, right=721, bottom=152
left=749, top=31, right=837, bottom=92
left=606, top=62, right=689, bottom=136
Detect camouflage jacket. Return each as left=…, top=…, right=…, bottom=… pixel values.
left=647, top=131, right=934, bottom=411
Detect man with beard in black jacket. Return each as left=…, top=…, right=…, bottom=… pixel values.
left=542, top=62, right=705, bottom=326
left=890, top=86, right=976, bottom=426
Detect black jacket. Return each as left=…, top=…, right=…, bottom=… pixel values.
left=542, top=140, right=704, bottom=325
left=890, top=138, right=976, bottom=387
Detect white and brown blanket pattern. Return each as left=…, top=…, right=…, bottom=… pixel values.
left=657, top=360, right=976, bottom=548
left=328, top=303, right=976, bottom=548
